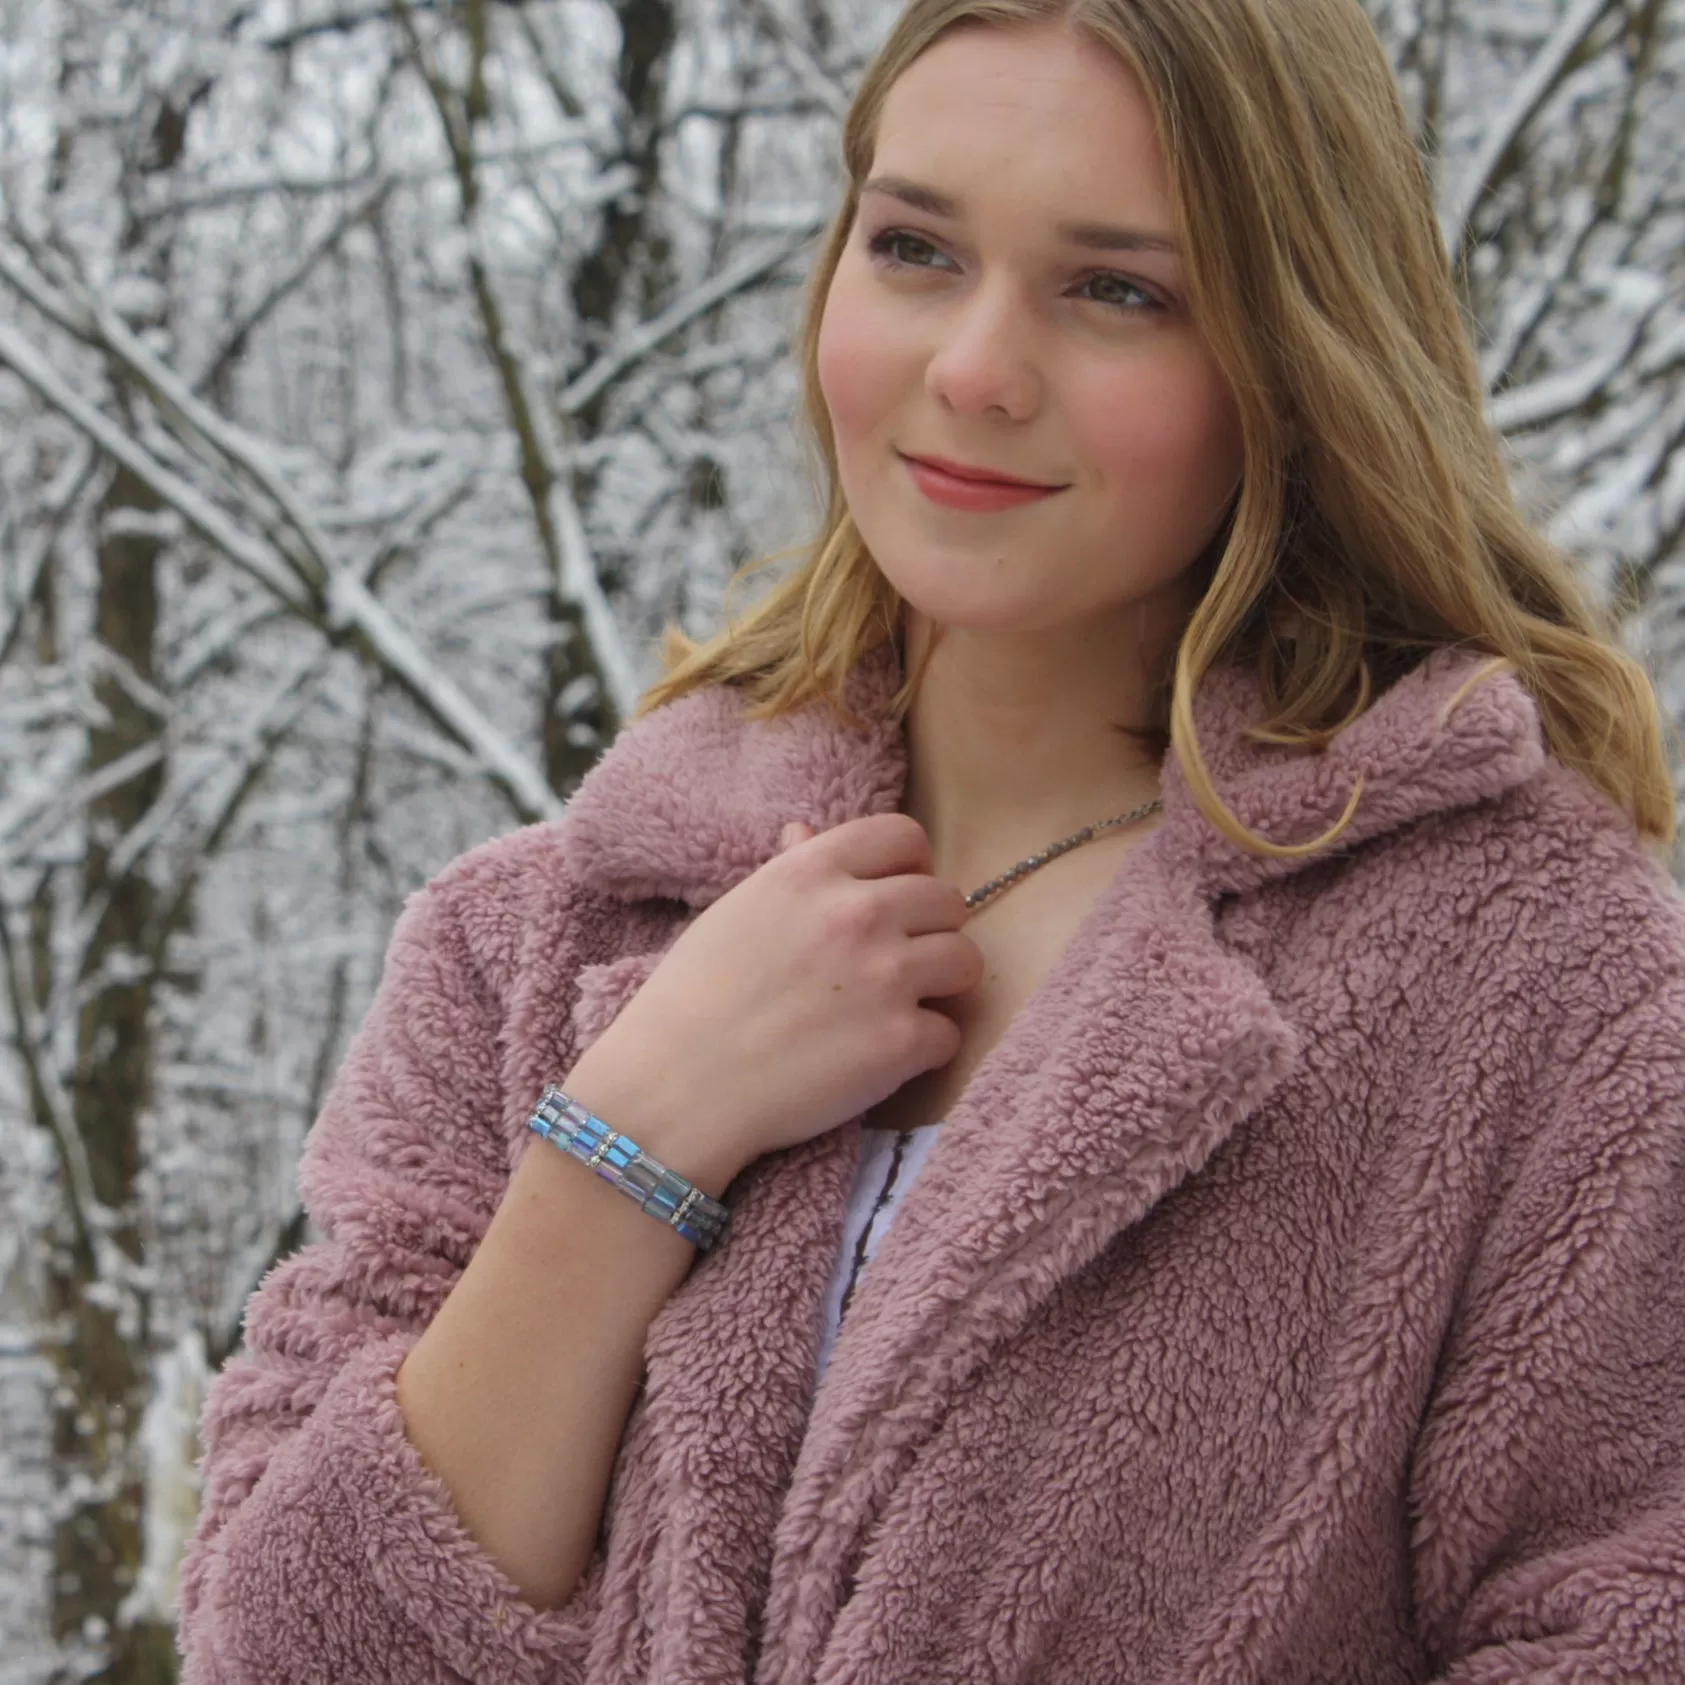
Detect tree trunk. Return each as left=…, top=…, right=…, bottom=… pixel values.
left=45, top=461, right=177, bottom=1683
left=545, top=0, right=679, bottom=792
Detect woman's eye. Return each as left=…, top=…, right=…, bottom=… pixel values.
left=866, top=229, right=946, bottom=270
left=1079, top=272, right=1164, bottom=313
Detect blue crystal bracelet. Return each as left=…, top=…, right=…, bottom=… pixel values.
left=526, top=1084, right=731, bottom=1252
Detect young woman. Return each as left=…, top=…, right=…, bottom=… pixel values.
left=177, top=1, right=1685, bottom=1681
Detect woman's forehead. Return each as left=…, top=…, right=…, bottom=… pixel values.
left=867, top=29, right=1175, bottom=242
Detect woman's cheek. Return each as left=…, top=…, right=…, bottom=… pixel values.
left=817, top=266, right=902, bottom=455
left=1078, top=361, right=1243, bottom=494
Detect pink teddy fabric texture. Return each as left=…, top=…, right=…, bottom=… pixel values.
left=177, top=641, right=1685, bottom=1683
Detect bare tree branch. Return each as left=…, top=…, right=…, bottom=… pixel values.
left=558, top=225, right=821, bottom=415
left=0, top=902, right=106, bottom=1275
left=742, top=0, right=850, bottom=120
left=1438, top=0, right=1622, bottom=262
left=195, top=176, right=398, bottom=395
left=0, top=311, right=562, bottom=820
left=133, top=137, right=601, bottom=224
left=1489, top=292, right=1670, bottom=433
left=391, top=0, right=643, bottom=724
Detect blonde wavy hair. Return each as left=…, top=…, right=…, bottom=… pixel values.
left=637, top=0, right=1675, bottom=856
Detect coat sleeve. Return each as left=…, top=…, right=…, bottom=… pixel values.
left=1409, top=967, right=1685, bottom=1681
left=176, top=864, right=600, bottom=1685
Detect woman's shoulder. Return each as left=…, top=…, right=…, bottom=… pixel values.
left=392, top=816, right=602, bottom=1007
left=1346, top=752, right=1685, bottom=1050
left=426, top=813, right=577, bottom=908
left=1439, top=753, right=1681, bottom=949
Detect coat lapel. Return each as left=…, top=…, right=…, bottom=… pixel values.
left=754, top=822, right=1301, bottom=1683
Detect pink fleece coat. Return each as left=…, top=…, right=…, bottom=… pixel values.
left=178, top=642, right=1685, bottom=1683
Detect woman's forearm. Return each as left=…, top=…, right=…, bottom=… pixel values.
left=395, top=1062, right=746, bottom=1612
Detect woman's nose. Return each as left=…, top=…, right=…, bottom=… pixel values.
left=923, top=286, right=1043, bottom=422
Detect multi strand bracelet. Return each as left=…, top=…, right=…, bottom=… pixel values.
left=526, top=1084, right=732, bottom=1252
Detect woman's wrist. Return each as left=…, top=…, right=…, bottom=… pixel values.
left=557, top=1051, right=751, bottom=1203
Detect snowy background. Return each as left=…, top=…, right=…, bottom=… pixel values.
left=0, top=0, right=1680, bottom=1678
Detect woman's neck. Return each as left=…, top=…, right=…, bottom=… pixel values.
left=897, top=615, right=1171, bottom=895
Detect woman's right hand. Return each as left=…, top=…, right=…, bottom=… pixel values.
left=563, top=813, right=984, bottom=1179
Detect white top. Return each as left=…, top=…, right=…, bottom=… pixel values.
left=813, top=1121, right=945, bottom=1384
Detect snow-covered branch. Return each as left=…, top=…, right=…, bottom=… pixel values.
left=559, top=226, right=822, bottom=416
left=0, top=310, right=562, bottom=821
left=743, top=0, right=852, bottom=121
left=392, top=10, right=645, bottom=728
left=251, top=0, right=457, bottom=48
left=2, top=742, right=167, bottom=862
left=194, top=176, right=398, bottom=393
left=114, top=648, right=333, bottom=894
left=0, top=905, right=108, bottom=1276
left=1437, top=0, right=1621, bottom=261
left=0, top=316, right=313, bottom=611
left=1488, top=287, right=1666, bottom=433
left=134, top=137, right=602, bottom=223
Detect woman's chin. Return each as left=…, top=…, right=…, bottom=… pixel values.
left=892, top=594, right=1061, bottom=642
left=874, top=561, right=1060, bottom=638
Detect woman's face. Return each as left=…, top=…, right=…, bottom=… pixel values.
left=817, top=25, right=1245, bottom=645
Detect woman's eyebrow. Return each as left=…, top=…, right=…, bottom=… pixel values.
left=860, top=173, right=1180, bottom=255
left=861, top=174, right=961, bottom=219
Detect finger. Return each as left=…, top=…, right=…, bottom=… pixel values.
left=904, top=930, right=986, bottom=1001
left=820, top=812, right=933, bottom=881
left=871, top=871, right=971, bottom=936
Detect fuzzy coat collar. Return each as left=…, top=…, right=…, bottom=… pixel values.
left=563, top=640, right=1547, bottom=907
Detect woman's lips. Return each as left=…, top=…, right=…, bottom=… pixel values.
left=901, top=454, right=1065, bottom=513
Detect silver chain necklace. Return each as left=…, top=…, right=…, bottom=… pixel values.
left=962, top=796, right=1164, bottom=915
